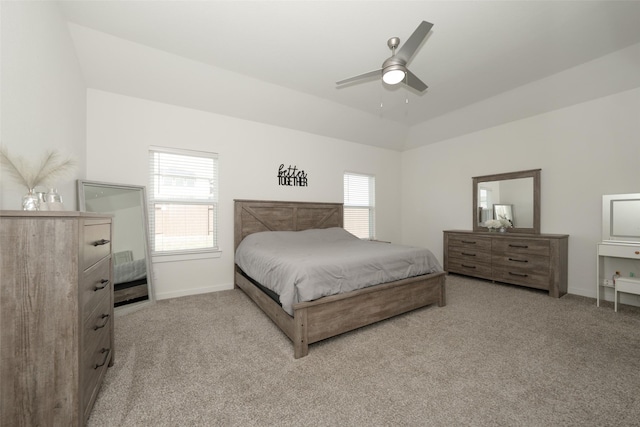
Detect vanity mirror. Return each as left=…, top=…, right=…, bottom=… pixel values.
left=472, top=169, right=540, bottom=234
left=78, top=180, right=154, bottom=311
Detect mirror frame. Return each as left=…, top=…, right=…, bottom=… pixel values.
left=472, top=169, right=541, bottom=234
left=77, top=180, right=155, bottom=313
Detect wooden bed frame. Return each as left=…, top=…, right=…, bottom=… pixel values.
left=234, top=199, right=446, bottom=358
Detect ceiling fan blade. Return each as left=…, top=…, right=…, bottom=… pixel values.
left=404, top=70, right=428, bottom=92
left=396, top=21, right=433, bottom=63
left=336, top=69, right=381, bottom=86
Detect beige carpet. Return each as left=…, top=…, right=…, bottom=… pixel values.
left=88, top=275, right=640, bottom=426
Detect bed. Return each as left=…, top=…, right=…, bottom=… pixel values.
left=234, top=199, right=446, bottom=358
left=113, top=250, right=149, bottom=306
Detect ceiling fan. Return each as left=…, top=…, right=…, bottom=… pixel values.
left=336, top=21, right=433, bottom=93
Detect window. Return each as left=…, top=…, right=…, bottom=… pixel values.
left=343, top=172, right=375, bottom=239
left=149, top=147, right=218, bottom=256
left=479, top=187, right=489, bottom=209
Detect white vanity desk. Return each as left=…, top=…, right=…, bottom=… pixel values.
left=596, top=242, right=640, bottom=311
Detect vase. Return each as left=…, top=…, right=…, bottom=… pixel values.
left=45, top=188, right=62, bottom=203
left=499, top=227, right=507, bottom=233
left=45, top=188, right=65, bottom=211
left=22, top=189, right=40, bottom=211
left=35, top=191, right=48, bottom=210
left=488, top=228, right=496, bottom=232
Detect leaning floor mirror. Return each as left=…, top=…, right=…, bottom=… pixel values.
left=78, top=180, right=154, bottom=313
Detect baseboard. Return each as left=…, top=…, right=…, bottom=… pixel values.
left=567, top=287, right=594, bottom=299
left=155, top=282, right=234, bottom=300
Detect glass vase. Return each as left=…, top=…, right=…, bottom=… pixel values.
left=22, top=188, right=40, bottom=211
left=45, top=188, right=65, bottom=211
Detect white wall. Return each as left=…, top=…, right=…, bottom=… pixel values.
left=401, top=86, right=640, bottom=305
left=86, top=89, right=402, bottom=299
left=0, top=2, right=86, bottom=210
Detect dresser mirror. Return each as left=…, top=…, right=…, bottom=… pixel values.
left=472, top=169, right=541, bottom=234
left=78, top=180, right=154, bottom=312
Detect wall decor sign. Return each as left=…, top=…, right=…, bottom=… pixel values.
left=278, top=164, right=308, bottom=187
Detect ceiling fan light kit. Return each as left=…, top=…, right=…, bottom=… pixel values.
left=382, top=68, right=406, bottom=85
left=382, top=62, right=406, bottom=85
left=337, top=20, right=433, bottom=92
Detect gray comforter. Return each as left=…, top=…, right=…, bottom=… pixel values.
left=114, top=258, right=147, bottom=284
left=235, top=227, right=443, bottom=315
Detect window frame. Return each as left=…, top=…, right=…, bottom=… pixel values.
left=148, top=146, right=220, bottom=261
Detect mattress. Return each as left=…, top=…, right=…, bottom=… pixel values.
left=235, top=227, right=443, bottom=315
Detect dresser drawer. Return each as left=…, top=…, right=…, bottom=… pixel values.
left=83, top=223, right=111, bottom=270
left=448, top=246, right=492, bottom=264
left=491, top=253, right=549, bottom=273
left=82, top=326, right=111, bottom=418
left=82, top=293, right=112, bottom=412
left=598, top=244, right=640, bottom=259
left=83, top=294, right=112, bottom=354
left=492, top=238, right=550, bottom=256
left=448, top=234, right=492, bottom=251
left=492, top=263, right=549, bottom=290
left=446, top=258, right=493, bottom=280
left=82, top=258, right=112, bottom=319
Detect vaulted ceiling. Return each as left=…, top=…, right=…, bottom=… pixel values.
left=58, top=1, right=640, bottom=151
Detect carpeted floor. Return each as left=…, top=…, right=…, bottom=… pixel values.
left=88, top=275, right=640, bottom=426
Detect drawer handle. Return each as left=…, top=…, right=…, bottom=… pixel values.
left=461, top=264, right=477, bottom=269
left=94, top=279, right=110, bottom=291
left=509, top=244, right=529, bottom=248
left=508, top=272, right=529, bottom=277
left=508, top=258, right=528, bottom=263
left=636, top=251, right=640, bottom=255
left=461, top=240, right=476, bottom=244
left=93, top=314, right=110, bottom=330
left=94, top=348, right=111, bottom=369
left=92, top=239, right=110, bottom=246
left=461, top=252, right=476, bottom=257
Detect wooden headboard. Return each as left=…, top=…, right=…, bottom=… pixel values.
left=234, top=199, right=344, bottom=250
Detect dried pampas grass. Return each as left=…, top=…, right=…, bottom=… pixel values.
left=0, top=147, right=75, bottom=190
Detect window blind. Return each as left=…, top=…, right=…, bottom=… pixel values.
left=149, top=146, right=218, bottom=255
left=344, top=172, right=375, bottom=239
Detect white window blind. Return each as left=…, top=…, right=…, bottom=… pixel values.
left=149, top=147, right=218, bottom=255
left=344, top=172, right=375, bottom=239
left=479, top=188, right=489, bottom=209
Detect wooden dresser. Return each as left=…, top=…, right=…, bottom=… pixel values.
left=443, top=230, right=569, bottom=297
left=0, top=211, right=114, bottom=426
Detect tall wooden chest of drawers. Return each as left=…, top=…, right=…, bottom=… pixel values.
left=444, top=230, right=569, bottom=297
left=0, top=211, right=114, bottom=426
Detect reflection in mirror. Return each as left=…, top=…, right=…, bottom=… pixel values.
left=478, top=178, right=532, bottom=227
left=78, top=180, right=154, bottom=312
left=493, top=204, right=514, bottom=226
left=473, top=169, right=541, bottom=234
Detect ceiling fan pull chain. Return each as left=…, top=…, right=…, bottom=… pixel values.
left=405, top=74, right=409, bottom=104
